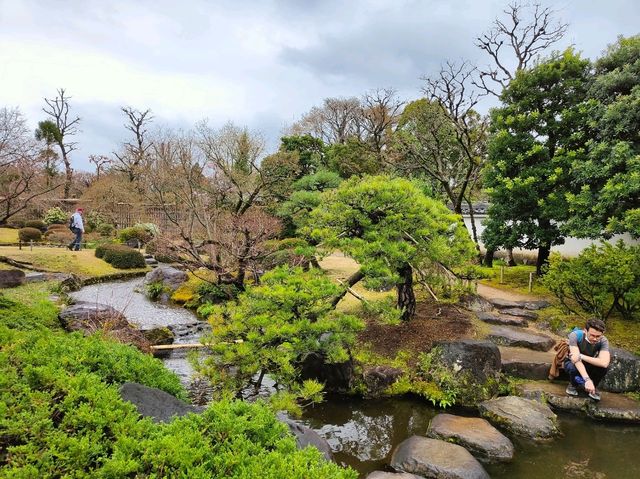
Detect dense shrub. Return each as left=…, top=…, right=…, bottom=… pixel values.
left=195, top=281, right=239, bottom=304
left=46, top=223, right=68, bottom=232
left=118, top=224, right=156, bottom=245
left=18, top=227, right=42, bottom=242
left=43, top=206, right=68, bottom=225
left=0, top=294, right=59, bottom=331
left=97, top=244, right=147, bottom=269
left=542, top=241, right=640, bottom=321
left=24, top=219, right=47, bottom=232
left=44, top=231, right=74, bottom=245
left=0, top=325, right=354, bottom=478
left=97, top=223, right=115, bottom=237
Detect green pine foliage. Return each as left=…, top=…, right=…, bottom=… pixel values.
left=197, top=265, right=363, bottom=411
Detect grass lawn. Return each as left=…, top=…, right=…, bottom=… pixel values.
left=0, top=227, right=19, bottom=243
left=318, top=253, right=394, bottom=313
left=477, top=263, right=553, bottom=297
left=0, top=246, right=148, bottom=279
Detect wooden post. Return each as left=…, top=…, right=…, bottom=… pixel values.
left=30, top=240, right=33, bottom=251
left=528, top=272, right=534, bottom=292
left=500, top=266, right=504, bottom=284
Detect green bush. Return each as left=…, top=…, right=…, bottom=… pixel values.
left=542, top=241, right=640, bottom=321
left=97, top=244, right=146, bottom=269
left=0, top=325, right=355, bottom=478
left=24, top=219, right=47, bottom=232
left=118, top=225, right=153, bottom=245
left=0, top=294, right=59, bottom=331
left=18, top=227, right=42, bottom=242
left=195, top=281, right=239, bottom=304
left=46, top=223, right=68, bottom=232
left=43, top=206, right=68, bottom=225
left=97, top=223, right=115, bottom=237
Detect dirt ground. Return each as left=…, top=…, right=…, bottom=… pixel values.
left=357, top=301, right=476, bottom=361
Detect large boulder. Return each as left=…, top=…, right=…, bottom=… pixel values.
left=277, top=413, right=333, bottom=461
left=0, top=269, right=25, bottom=288
left=428, top=340, right=502, bottom=405
left=362, top=366, right=404, bottom=398
left=426, top=414, right=514, bottom=463
left=119, top=382, right=203, bottom=423
left=144, top=265, right=188, bottom=302
left=59, top=302, right=151, bottom=352
left=599, top=347, right=640, bottom=393
left=299, top=352, right=354, bottom=393
left=479, top=396, right=559, bottom=441
left=390, top=436, right=489, bottom=479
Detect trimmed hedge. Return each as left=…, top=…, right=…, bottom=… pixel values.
left=95, top=244, right=146, bottom=269
left=25, top=220, right=47, bottom=232
left=18, top=227, right=42, bottom=242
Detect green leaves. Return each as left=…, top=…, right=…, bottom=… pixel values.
left=198, top=266, right=363, bottom=408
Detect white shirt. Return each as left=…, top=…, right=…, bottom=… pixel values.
left=71, top=212, right=84, bottom=232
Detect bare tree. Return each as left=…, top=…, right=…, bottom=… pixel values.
left=475, top=2, right=568, bottom=96
left=360, top=88, right=404, bottom=154
left=88, top=154, right=112, bottom=179
left=113, top=107, right=154, bottom=183
left=42, top=88, right=80, bottom=197
left=291, top=97, right=363, bottom=144
left=0, top=107, right=61, bottom=224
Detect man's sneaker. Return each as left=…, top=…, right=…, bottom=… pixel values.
left=566, top=384, right=579, bottom=396
left=588, top=390, right=601, bottom=401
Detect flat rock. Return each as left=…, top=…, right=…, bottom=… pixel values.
left=489, top=298, right=551, bottom=310
left=479, top=396, right=559, bottom=441
left=518, top=381, right=640, bottom=423
left=367, top=473, right=424, bottom=479
left=0, top=269, right=25, bottom=288
left=24, top=272, right=47, bottom=283
left=426, top=413, right=514, bottom=463
left=391, top=436, right=489, bottom=479
left=499, top=308, right=539, bottom=320
left=499, top=346, right=554, bottom=380
left=487, top=325, right=556, bottom=352
left=477, top=311, right=528, bottom=327
left=119, top=382, right=203, bottom=423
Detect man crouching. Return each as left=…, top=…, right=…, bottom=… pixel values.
left=565, top=318, right=610, bottom=401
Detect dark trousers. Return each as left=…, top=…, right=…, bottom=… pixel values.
left=69, top=228, right=83, bottom=251
left=563, top=359, right=608, bottom=388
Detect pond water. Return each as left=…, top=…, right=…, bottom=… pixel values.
left=72, top=279, right=640, bottom=479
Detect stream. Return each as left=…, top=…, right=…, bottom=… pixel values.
left=71, top=279, right=640, bottom=479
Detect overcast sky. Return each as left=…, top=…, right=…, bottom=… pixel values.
left=1, top=0, right=638, bottom=171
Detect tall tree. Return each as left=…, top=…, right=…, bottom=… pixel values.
left=34, top=120, right=61, bottom=186
left=565, top=35, right=640, bottom=238
left=1, top=107, right=61, bottom=224
left=483, top=49, right=593, bottom=274
left=307, top=175, right=474, bottom=320
left=113, top=107, right=153, bottom=184
left=42, top=88, right=80, bottom=198
left=475, top=2, right=568, bottom=96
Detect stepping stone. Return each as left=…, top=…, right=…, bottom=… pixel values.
left=487, top=325, right=556, bottom=352
left=499, top=346, right=554, bottom=380
left=477, top=311, right=528, bottom=327
left=479, top=396, right=559, bottom=441
left=145, top=258, right=158, bottom=265
left=427, top=413, right=514, bottom=463
left=489, top=298, right=551, bottom=310
left=518, top=381, right=640, bottom=423
left=391, top=436, right=489, bottom=479
left=499, top=308, right=539, bottom=320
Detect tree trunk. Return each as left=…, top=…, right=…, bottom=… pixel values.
left=59, top=144, right=72, bottom=198
left=330, top=269, right=365, bottom=308
left=536, top=244, right=551, bottom=276
left=397, top=263, right=416, bottom=321
left=484, top=248, right=495, bottom=267
left=507, top=248, right=516, bottom=266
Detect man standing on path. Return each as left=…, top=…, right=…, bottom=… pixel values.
left=68, top=208, right=85, bottom=251
left=565, top=318, right=610, bottom=401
